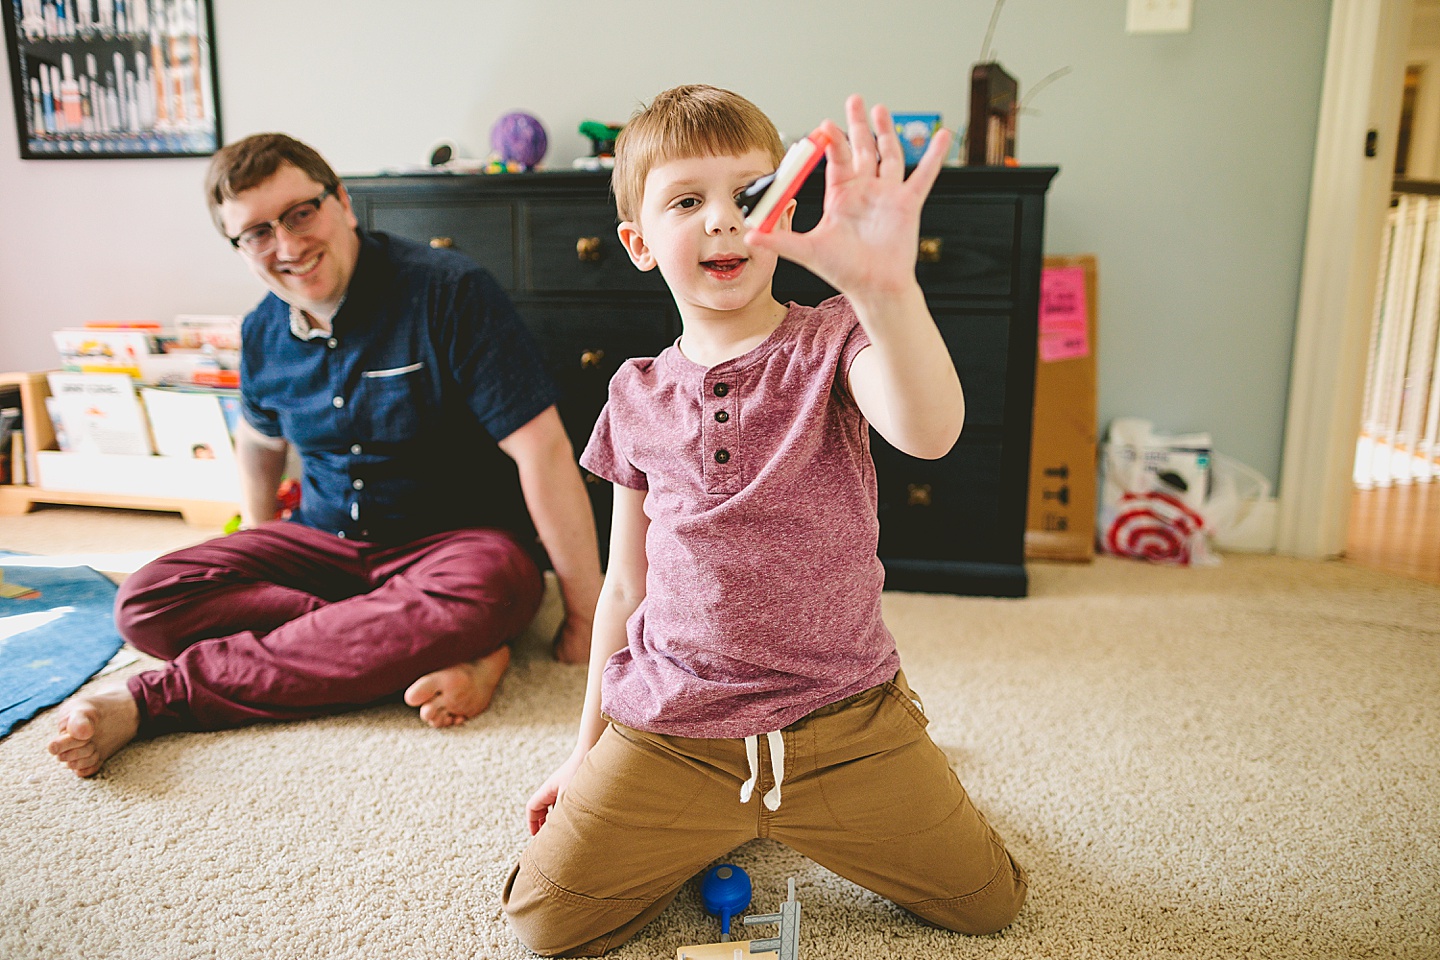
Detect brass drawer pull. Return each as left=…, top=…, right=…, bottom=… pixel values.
left=580, top=348, right=606, bottom=369
left=429, top=236, right=454, bottom=249
left=576, top=236, right=603, bottom=261
left=917, top=237, right=942, bottom=263
left=907, top=483, right=933, bottom=507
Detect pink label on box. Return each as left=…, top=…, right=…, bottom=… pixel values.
left=1039, top=266, right=1090, bottom=362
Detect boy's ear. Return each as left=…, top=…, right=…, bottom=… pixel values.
left=774, top=198, right=798, bottom=232
left=617, top=221, right=656, bottom=271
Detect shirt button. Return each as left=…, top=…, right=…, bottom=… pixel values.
left=714, top=410, right=729, bottom=423
left=337, top=530, right=346, bottom=539
left=351, top=444, right=362, bottom=455
left=713, top=382, right=729, bottom=397
left=332, top=396, right=344, bottom=408
left=327, top=339, right=338, bottom=349
left=352, top=479, right=364, bottom=490
left=714, top=449, right=730, bottom=464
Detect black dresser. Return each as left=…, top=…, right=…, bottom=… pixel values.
left=345, top=166, right=1056, bottom=597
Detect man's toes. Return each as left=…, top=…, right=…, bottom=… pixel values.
left=53, top=743, right=94, bottom=764
left=404, top=674, right=442, bottom=708
left=66, top=707, right=96, bottom=741
left=48, top=717, right=88, bottom=755
left=70, top=758, right=102, bottom=778
left=57, top=744, right=99, bottom=774
left=419, top=700, right=448, bottom=727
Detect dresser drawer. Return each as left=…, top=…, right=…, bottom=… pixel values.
left=518, top=299, right=675, bottom=451
left=775, top=200, right=1019, bottom=304
left=936, top=312, right=1011, bottom=428
left=526, top=202, right=667, bottom=294
left=914, top=199, right=1017, bottom=298
left=520, top=300, right=674, bottom=373
left=368, top=201, right=515, bottom=290
left=874, top=440, right=1008, bottom=564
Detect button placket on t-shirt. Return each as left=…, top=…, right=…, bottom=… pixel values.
left=702, top=373, right=742, bottom=495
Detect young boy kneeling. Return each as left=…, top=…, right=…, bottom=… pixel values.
left=503, top=84, right=1028, bottom=957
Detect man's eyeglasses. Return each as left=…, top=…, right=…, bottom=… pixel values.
left=227, top=186, right=335, bottom=255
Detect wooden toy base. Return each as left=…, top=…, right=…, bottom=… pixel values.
left=676, top=939, right=777, bottom=960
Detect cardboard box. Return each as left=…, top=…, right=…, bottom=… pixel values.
left=1026, top=255, right=1099, bottom=562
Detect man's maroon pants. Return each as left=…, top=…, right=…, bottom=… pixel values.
left=114, top=521, right=544, bottom=736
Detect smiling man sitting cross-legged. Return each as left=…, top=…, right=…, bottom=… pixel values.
left=48, top=133, right=602, bottom=778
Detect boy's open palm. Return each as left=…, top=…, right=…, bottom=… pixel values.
left=747, top=95, right=952, bottom=301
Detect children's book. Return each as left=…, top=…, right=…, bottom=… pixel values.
left=44, top=372, right=153, bottom=456
left=52, top=329, right=159, bottom=377
left=141, top=387, right=237, bottom=460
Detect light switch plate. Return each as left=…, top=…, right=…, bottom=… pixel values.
left=1127, top=0, right=1193, bottom=34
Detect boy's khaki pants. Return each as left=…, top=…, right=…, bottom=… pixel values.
left=503, top=671, right=1027, bottom=957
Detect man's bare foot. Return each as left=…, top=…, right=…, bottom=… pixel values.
left=47, top=682, right=141, bottom=778
left=403, top=645, right=511, bottom=728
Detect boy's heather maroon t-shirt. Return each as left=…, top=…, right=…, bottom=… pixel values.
left=580, top=296, right=901, bottom=739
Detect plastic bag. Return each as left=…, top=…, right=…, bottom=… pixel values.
left=1098, top=418, right=1217, bottom=565
left=1204, top=452, right=1272, bottom=547
left=1099, top=420, right=1274, bottom=565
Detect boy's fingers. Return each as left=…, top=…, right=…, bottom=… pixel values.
left=845, top=94, right=876, bottom=173
left=871, top=103, right=905, bottom=179
left=905, top=127, right=953, bottom=199
left=818, top=119, right=852, bottom=184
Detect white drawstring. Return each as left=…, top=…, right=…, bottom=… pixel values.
left=739, top=731, right=786, bottom=811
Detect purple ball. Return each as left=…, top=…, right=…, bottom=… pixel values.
left=490, top=112, right=548, bottom=169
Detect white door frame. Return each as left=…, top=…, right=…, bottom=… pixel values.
left=1276, top=0, right=1413, bottom=558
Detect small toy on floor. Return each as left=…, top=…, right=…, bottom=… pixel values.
left=678, top=876, right=802, bottom=960
left=701, top=863, right=752, bottom=940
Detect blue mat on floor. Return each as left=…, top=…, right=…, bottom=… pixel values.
left=0, top=554, right=122, bottom=738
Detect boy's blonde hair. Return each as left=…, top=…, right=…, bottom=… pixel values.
left=612, top=84, right=784, bottom=223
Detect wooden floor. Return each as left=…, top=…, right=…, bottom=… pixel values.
left=1345, top=482, right=1440, bottom=585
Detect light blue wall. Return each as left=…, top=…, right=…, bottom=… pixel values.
left=0, top=0, right=1333, bottom=484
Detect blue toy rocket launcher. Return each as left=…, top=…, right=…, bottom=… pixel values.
left=701, top=864, right=752, bottom=936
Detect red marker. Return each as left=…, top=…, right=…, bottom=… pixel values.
left=737, top=127, right=832, bottom=233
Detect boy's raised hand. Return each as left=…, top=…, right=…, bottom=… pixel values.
left=745, top=94, right=952, bottom=302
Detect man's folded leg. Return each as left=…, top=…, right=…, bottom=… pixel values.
left=125, top=526, right=542, bottom=734
left=115, top=521, right=367, bottom=661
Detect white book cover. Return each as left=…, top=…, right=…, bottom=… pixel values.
left=140, top=388, right=236, bottom=461
left=45, top=372, right=153, bottom=456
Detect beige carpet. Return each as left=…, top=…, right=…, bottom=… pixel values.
left=1, top=507, right=1437, bottom=960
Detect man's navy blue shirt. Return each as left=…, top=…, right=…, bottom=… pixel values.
left=240, top=229, right=559, bottom=549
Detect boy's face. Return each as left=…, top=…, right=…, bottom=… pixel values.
left=618, top=149, right=793, bottom=320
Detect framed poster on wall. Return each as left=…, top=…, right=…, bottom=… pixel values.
left=2, top=0, right=222, bottom=159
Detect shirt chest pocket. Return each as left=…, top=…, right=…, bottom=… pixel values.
left=352, top=362, right=428, bottom=442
